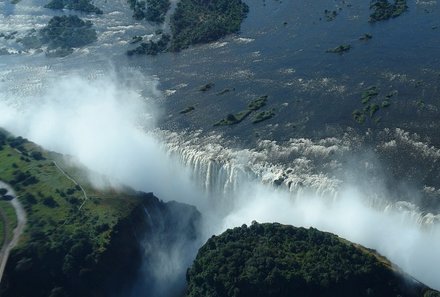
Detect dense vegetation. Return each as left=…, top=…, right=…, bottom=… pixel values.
left=39, top=15, right=97, bottom=52
left=186, top=223, right=437, bottom=297
left=170, top=0, right=249, bottom=51
left=214, top=95, right=275, bottom=126
left=369, top=0, right=408, bottom=22
left=127, top=33, right=170, bottom=56
left=0, top=130, right=200, bottom=297
left=127, top=0, right=171, bottom=23
left=352, top=86, right=393, bottom=125
left=326, top=44, right=351, bottom=54
left=44, top=0, right=103, bottom=14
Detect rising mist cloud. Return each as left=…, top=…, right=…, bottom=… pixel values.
left=0, top=74, right=201, bottom=205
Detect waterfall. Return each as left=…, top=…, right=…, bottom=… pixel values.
left=155, top=128, right=440, bottom=227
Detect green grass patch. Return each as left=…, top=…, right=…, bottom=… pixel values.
left=0, top=219, right=4, bottom=246
left=0, top=130, right=139, bottom=250
left=0, top=201, right=18, bottom=233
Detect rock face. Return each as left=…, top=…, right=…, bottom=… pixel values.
left=186, top=223, right=439, bottom=297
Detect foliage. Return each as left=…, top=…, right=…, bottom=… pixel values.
left=214, top=110, right=252, bottom=126
left=127, top=0, right=171, bottom=23
left=0, top=129, right=200, bottom=297
left=0, top=130, right=139, bottom=297
left=214, top=95, right=274, bottom=126
left=253, top=109, right=275, bottom=124
left=199, top=82, right=215, bottom=92
left=369, top=0, right=408, bottom=22
left=187, top=223, right=434, bottom=297
left=352, top=86, right=392, bottom=125
left=170, top=0, right=249, bottom=51
left=39, top=15, right=97, bottom=50
left=44, top=0, right=103, bottom=14
left=0, top=200, right=18, bottom=242
left=248, top=95, right=268, bottom=111
left=326, top=44, right=351, bottom=54
left=127, top=33, right=170, bottom=56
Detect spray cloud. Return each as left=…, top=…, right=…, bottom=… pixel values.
left=0, top=73, right=439, bottom=293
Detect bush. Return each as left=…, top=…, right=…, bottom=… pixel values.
left=43, top=196, right=59, bottom=208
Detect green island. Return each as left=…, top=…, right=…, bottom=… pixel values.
left=0, top=129, right=200, bottom=297
left=127, top=33, right=170, bottom=56
left=199, top=82, right=215, bottom=92
left=359, top=33, right=373, bottom=41
left=180, top=106, right=196, bottom=114
left=44, top=0, right=103, bottom=14
left=352, top=86, right=391, bottom=125
left=324, top=9, right=338, bottom=22
left=126, top=0, right=249, bottom=55
left=186, top=222, right=439, bottom=297
left=39, top=15, right=97, bottom=56
left=127, top=0, right=171, bottom=23
left=326, top=44, right=351, bottom=54
left=169, top=0, right=249, bottom=51
left=369, top=0, right=408, bottom=22
left=253, top=109, right=275, bottom=123
left=214, top=95, right=275, bottom=126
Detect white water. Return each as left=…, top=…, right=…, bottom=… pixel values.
left=1, top=71, right=440, bottom=292
left=155, top=128, right=440, bottom=290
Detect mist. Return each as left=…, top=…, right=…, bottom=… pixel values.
left=0, top=73, right=204, bottom=206
left=1, top=73, right=440, bottom=293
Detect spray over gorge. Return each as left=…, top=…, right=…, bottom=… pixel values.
left=1, top=0, right=440, bottom=296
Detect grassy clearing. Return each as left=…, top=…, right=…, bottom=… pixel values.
left=0, top=201, right=17, bottom=242
left=0, top=129, right=149, bottom=296
left=0, top=130, right=138, bottom=250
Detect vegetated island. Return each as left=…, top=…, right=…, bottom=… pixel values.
left=39, top=15, right=98, bottom=57
left=186, top=222, right=440, bottom=297
left=214, top=95, right=275, bottom=126
left=0, top=129, right=200, bottom=297
left=127, top=0, right=171, bottom=23
left=352, top=86, right=392, bottom=125
left=326, top=44, right=351, bottom=54
left=369, top=0, right=408, bottom=22
left=170, top=0, right=249, bottom=51
left=128, top=0, right=249, bottom=55
left=44, top=0, right=103, bottom=14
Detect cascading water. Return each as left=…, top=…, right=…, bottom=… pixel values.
left=154, top=127, right=440, bottom=290
left=156, top=128, right=440, bottom=227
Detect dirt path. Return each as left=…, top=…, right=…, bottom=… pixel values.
left=0, top=181, right=27, bottom=283
left=52, top=161, right=89, bottom=210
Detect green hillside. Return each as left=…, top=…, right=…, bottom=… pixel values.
left=0, top=129, right=200, bottom=297
left=186, top=222, right=439, bottom=297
